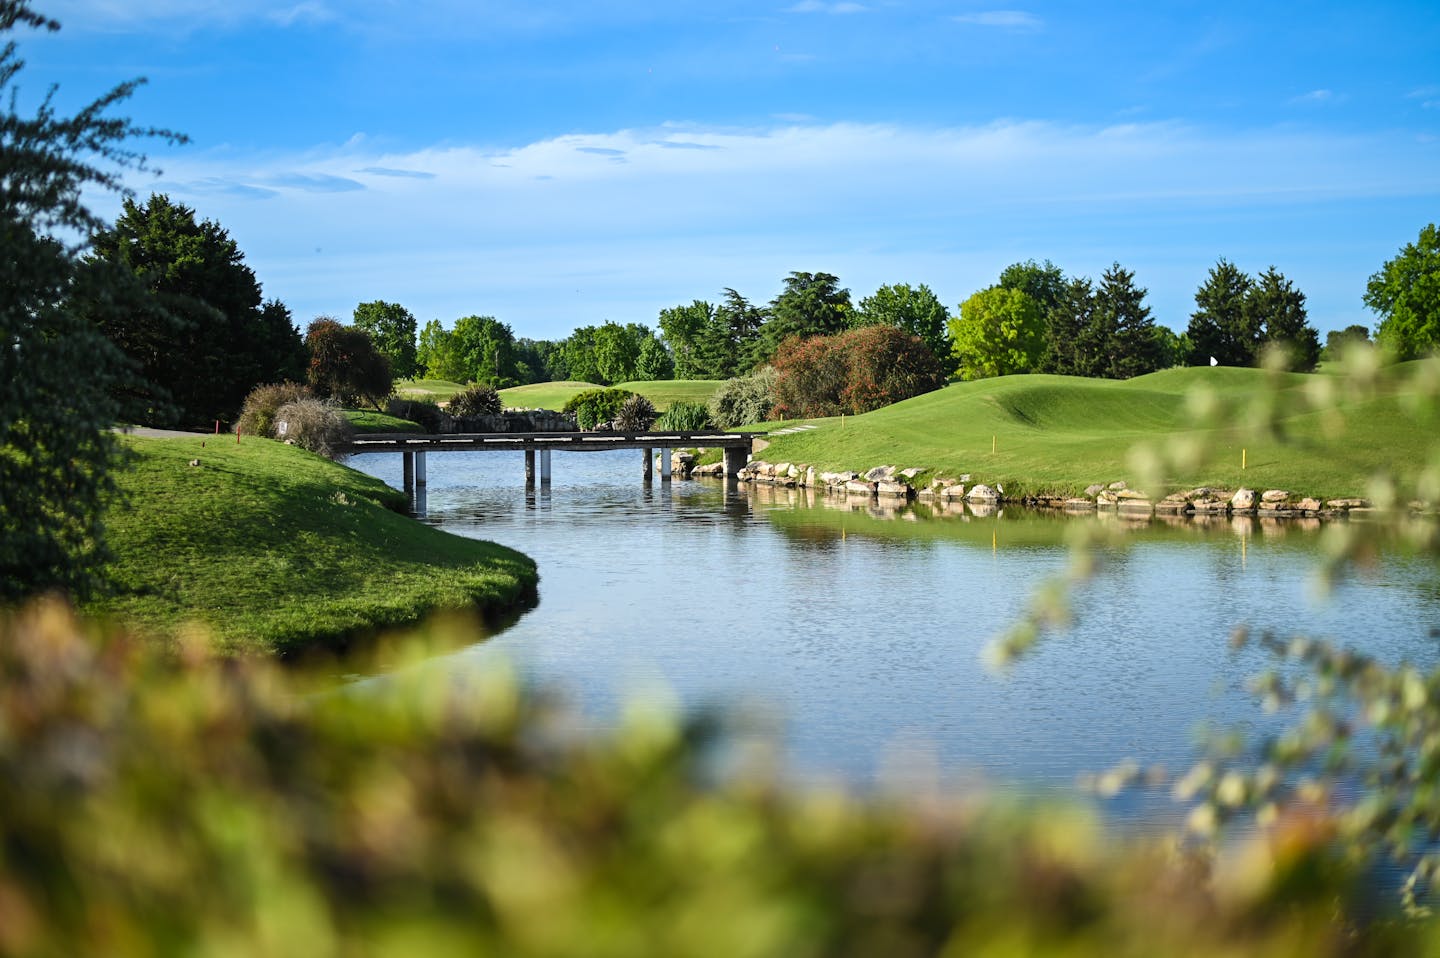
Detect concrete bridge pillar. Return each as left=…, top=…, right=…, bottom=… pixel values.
left=540, top=449, right=552, bottom=485
left=402, top=450, right=415, bottom=496
left=659, top=447, right=672, bottom=482
left=723, top=446, right=748, bottom=477
left=642, top=447, right=653, bottom=482
left=525, top=450, right=535, bottom=487
left=415, top=450, right=427, bottom=493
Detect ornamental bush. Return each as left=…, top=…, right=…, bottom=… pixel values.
left=449, top=383, right=502, bottom=419
left=708, top=368, right=777, bottom=428
left=272, top=398, right=353, bottom=459
left=236, top=382, right=312, bottom=439
left=655, top=400, right=712, bottom=431
left=613, top=394, right=657, bottom=432
left=386, top=397, right=445, bottom=433
left=562, top=388, right=638, bottom=430
left=772, top=326, right=946, bottom=419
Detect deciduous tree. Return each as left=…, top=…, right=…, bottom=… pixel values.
left=305, top=317, right=392, bottom=408
left=949, top=287, right=1045, bottom=380
left=1365, top=223, right=1440, bottom=360
left=353, top=301, right=418, bottom=379
left=635, top=335, right=674, bottom=381
left=853, top=282, right=950, bottom=365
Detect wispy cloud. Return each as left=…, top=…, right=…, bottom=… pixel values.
left=135, top=120, right=1440, bottom=335
left=786, top=1, right=867, bottom=13
left=262, top=172, right=366, bottom=193
left=1408, top=86, right=1440, bottom=109
left=952, top=10, right=1042, bottom=29
left=1290, top=89, right=1336, bottom=105
left=357, top=167, right=437, bottom=180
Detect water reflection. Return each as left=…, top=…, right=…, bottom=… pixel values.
left=349, top=450, right=1440, bottom=820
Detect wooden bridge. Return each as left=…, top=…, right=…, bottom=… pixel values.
left=342, top=430, right=761, bottom=497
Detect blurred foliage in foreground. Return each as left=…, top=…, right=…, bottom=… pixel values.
left=2, top=600, right=1439, bottom=957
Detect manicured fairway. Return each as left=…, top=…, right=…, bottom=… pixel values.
left=749, top=363, right=1440, bottom=500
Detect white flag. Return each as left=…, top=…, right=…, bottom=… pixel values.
left=1209, top=356, right=1218, bottom=366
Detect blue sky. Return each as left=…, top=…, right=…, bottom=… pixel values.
left=25, top=0, right=1440, bottom=340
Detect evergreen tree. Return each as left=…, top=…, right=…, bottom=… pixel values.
left=1095, top=264, right=1164, bottom=379
left=81, top=193, right=306, bottom=425
left=714, top=287, right=766, bottom=376
left=1247, top=267, right=1319, bottom=371
left=1, top=0, right=182, bottom=597
left=1039, top=277, right=1096, bottom=376
left=757, top=272, right=850, bottom=363
left=1186, top=259, right=1257, bottom=366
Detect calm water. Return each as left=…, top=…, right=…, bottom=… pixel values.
left=351, top=449, right=1440, bottom=813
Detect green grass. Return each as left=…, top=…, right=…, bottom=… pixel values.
left=499, top=379, right=724, bottom=412
left=497, top=380, right=601, bottom=410
left=342, top=408, right=421, bottom=433
left=750, top=364, right=1440, bottom=500
left=87, top=435, right=537, bottom=655
left=394, top=378, right=467, bottom=401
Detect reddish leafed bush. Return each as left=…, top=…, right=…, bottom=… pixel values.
left=772, top=325, right=947, bottom=419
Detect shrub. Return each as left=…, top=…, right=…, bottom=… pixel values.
left=773, top=326, right=946, bottom=419
left=655, top=400, right=712, bottom=431
left=386, top=397, right=445, bottom=433
left=305, top=317, right=393, bottom=408
left=273, top=398, right=354, bottom=459
left=707, top=368, right=777, bottom=428
left=236, top=382, right=312, bottom=439
left=562, top=388, right=638, bottom=430
left=0, top=599, right=1425, bottom=956
left=613, top=394, right=657, bottom=432
left=449, top=383, right=502, bottom=419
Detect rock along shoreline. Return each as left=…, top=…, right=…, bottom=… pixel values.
left=680, top=456, right=1407, bottom=521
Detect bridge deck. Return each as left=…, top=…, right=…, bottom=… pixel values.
left=344, top=430, right=760, bottom=455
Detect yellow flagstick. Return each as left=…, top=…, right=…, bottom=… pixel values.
left=1242, top=448, right=1247, bottom=470
left=992, top=434, right=996, bottom=455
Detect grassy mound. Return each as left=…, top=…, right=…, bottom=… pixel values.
left=87, top=436, right=537, bottom=655
left=500, top=379, right=724, bottom=413
left=394, top=378, right=468, bottom=402
left=751, top=364, right=1438, bottom=499
left=342, top=408, right=422, bottom=433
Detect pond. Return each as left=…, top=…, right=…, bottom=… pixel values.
left=350, top=449, right=1440, bottom=820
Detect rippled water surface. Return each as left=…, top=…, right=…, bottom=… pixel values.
left=351, top=449, right=1440, bottom=814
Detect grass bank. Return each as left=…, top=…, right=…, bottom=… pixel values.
left=749, top=364, right=1440, bottom=500
left=342, top=408, right=421, bottom=433
left=88, top=435, right=537, bottom=655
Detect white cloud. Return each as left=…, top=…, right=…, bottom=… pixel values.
left=951, top=10, right=1042, bottom=29
left=1290, top=89, right=1336, bottom=105
left=120, top=119, right=1440, bottom=336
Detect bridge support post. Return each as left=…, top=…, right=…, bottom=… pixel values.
left=525, top=450, right=535, bottom=487
left=402, top=450, right=415, bottom=496
left=642, top=447, right=652, bottom=482
left=659, top=447, right=672, bottom=482
left=415, top=451, right=427, bottom=493
left=540, top=449, right=552, bottom=485
left=723, top=446, right=748, bottom=477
